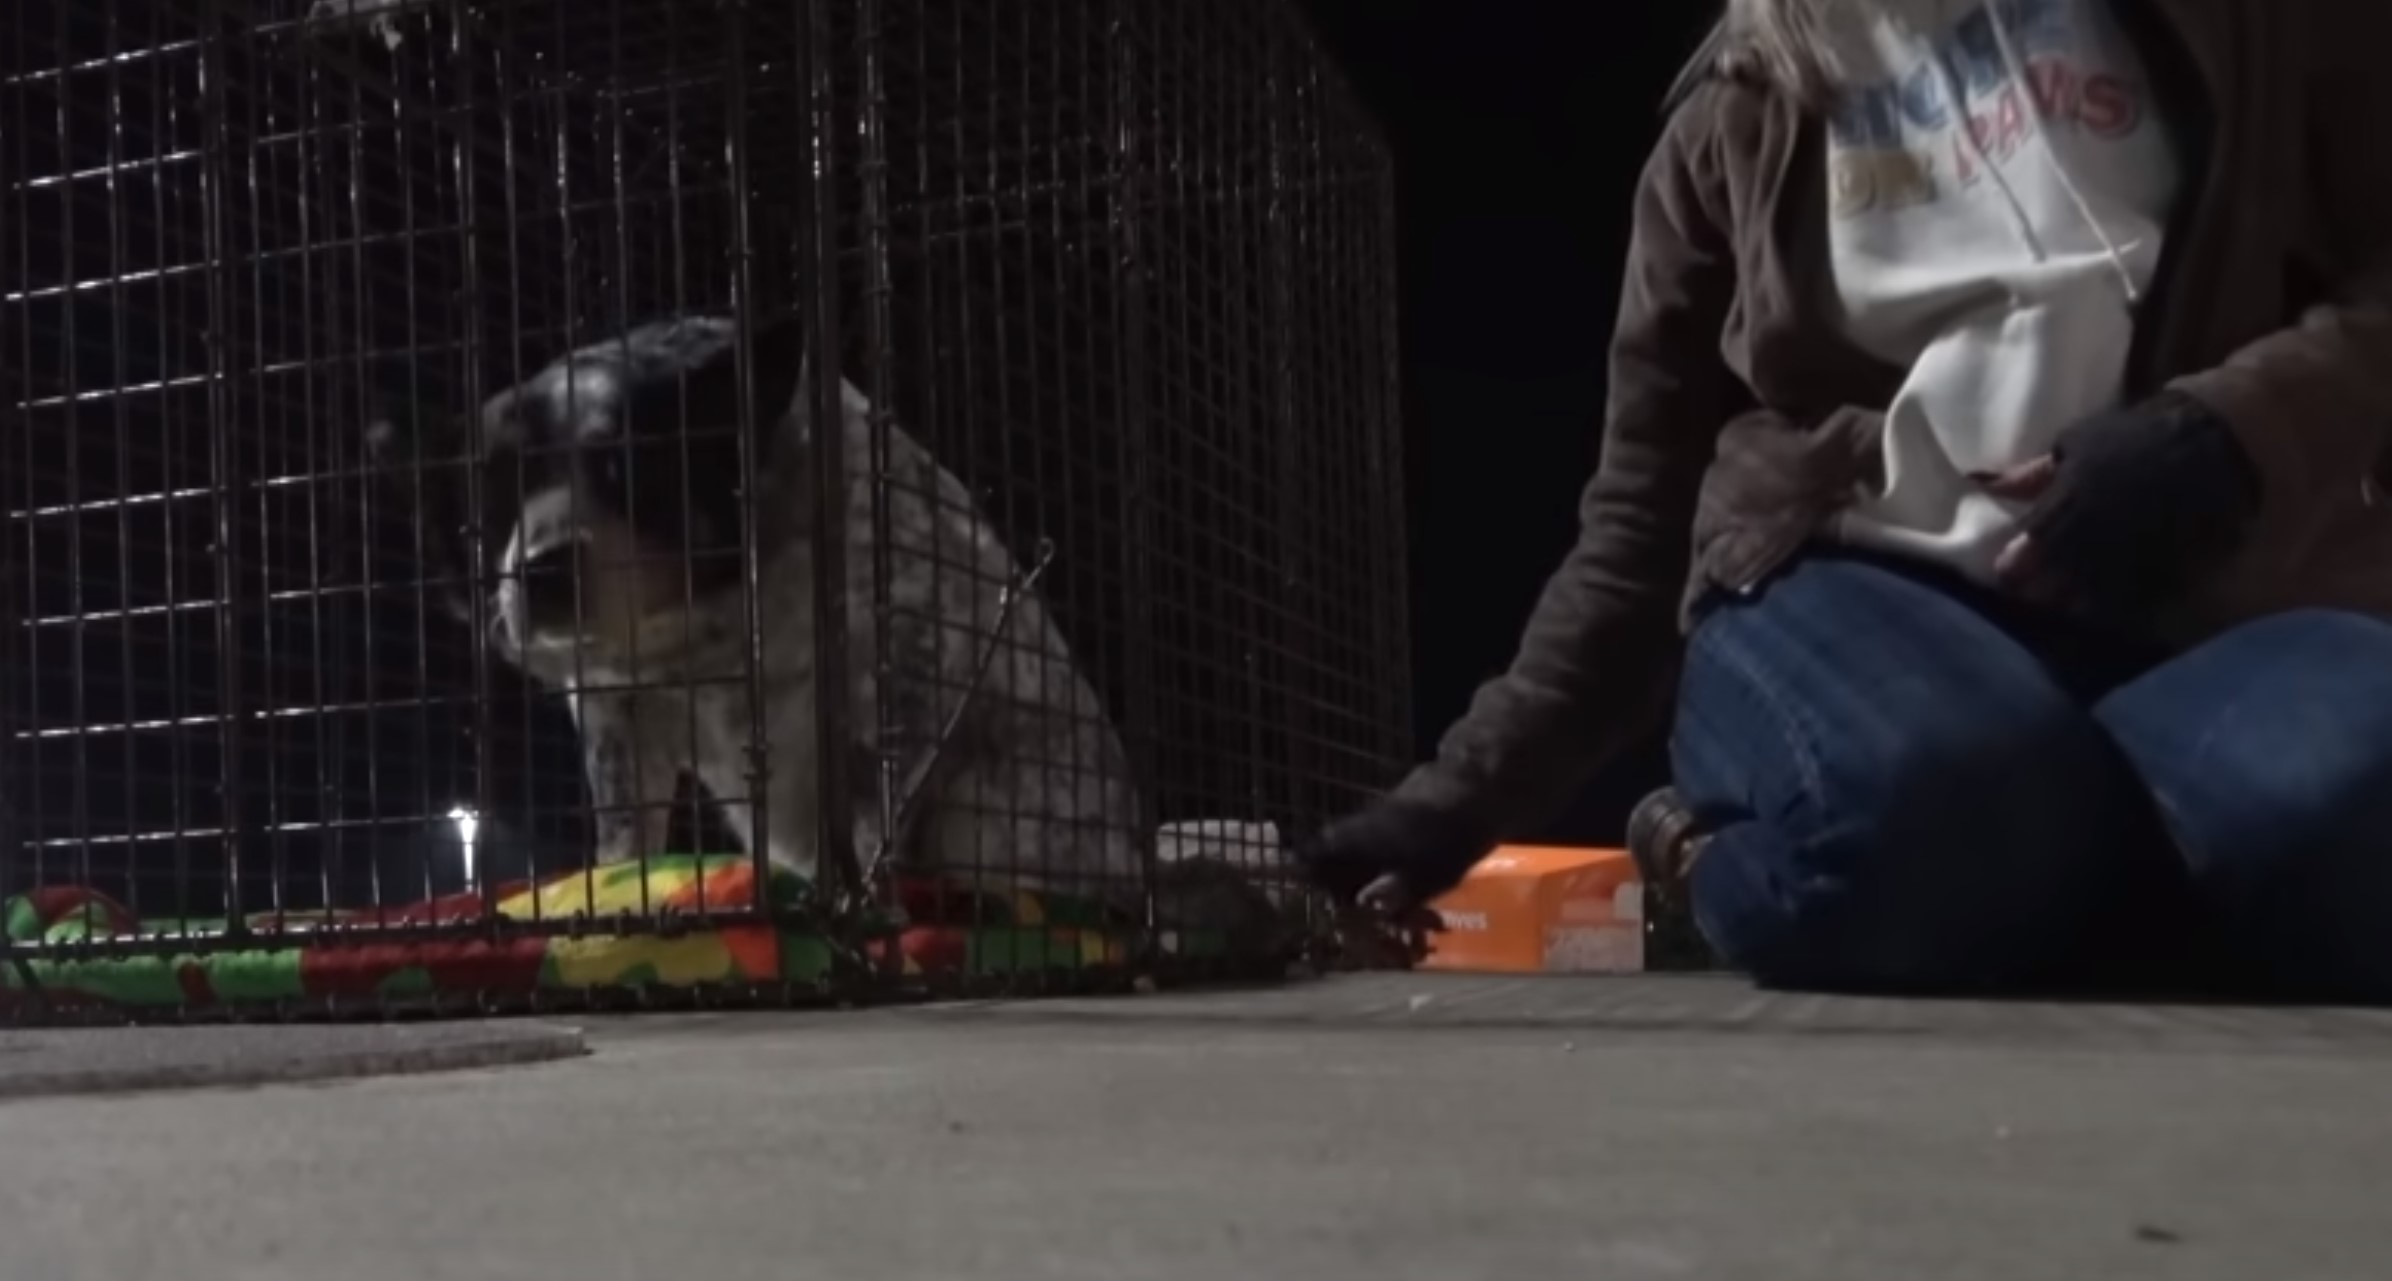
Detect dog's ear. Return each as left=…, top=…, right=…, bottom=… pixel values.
left=725, top=311, right=812, bottom=439
left=621, top=312, right=810, bottom=446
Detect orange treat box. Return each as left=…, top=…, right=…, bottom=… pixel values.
left=1419, top=845, right=1645, bottom=974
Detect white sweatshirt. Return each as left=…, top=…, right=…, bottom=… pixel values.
left=1822, top=0, right=2180, bottom=582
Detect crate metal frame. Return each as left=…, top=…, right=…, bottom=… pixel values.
left=1, top=0, right=1410, bottom=1018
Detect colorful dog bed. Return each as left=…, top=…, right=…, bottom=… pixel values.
left=0, top=854, right=1226, bottom=1012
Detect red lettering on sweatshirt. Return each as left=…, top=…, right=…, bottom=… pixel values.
left=2079, top=73, right=2139, bottom=137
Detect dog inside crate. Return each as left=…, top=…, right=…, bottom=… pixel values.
left=3, top=0, right=1374, bottom=988
left=309, top=0, right=1288, bottom=938
left=366, top=312, right=1156, bottom=907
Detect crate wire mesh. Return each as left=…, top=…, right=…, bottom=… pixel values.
left=2, top=0, right=1410, bottom=1013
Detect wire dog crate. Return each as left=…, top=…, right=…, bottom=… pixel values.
left=2, top=0, right=1409, bottom=1017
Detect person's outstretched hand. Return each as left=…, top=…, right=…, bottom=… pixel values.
left=1296, top=796, right=1492, bottom=915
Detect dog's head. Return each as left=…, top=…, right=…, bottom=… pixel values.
left=367, top=313, right=807, bottom=664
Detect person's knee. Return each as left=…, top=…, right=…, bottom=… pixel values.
left=2171, top=731, right=2392, bottom=905
left=1672, top=552, right=2148, bottom=993
left=1691, top=688, right=2130, bottom=993
left=2104, top=611, right=2392, bottom=899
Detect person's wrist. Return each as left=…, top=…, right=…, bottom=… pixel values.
left=2135, top=391, right=2259, bottom=517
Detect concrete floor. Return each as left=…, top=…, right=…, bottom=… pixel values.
left=7, top=974, right=2392, bottom=1280
left=0, top=1020, right=586, bottom=1099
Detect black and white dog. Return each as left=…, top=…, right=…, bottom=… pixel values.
left=368, top=314, right=1147, bottom=905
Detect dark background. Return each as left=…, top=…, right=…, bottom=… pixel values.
left=1301, top=0, right=1716, bottom=843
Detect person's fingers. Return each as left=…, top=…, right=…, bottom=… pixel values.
left=1300, top=797, right=1488, bottom=915
left=1358, top=871, right=1414, bottom=913
left=1993, top=529, right=2038, bottom=585
left=1358, top=886, right=1446, bottom=938
left=1975, top=454, right=2059, bottom=502
left=1994, top=530, right=2085, bottom=612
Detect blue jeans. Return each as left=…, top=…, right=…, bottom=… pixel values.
left=1675, top=550, right=2392, bottom=1002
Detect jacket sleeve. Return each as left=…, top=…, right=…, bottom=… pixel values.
left=1387, top=89, right=1747, bottom=840
left=2167, top=16, right=2392, bottom=512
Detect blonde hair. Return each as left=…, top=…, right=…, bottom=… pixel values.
left=1674, top=0, right=1866, bottom=109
